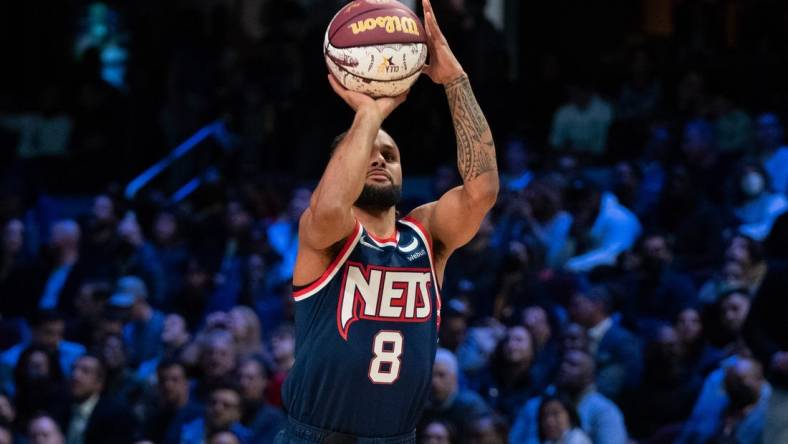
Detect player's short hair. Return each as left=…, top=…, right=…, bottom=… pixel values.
left=434, top=348, right=458, bottom=375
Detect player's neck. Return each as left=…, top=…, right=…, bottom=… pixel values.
left=353, top=206, right=397, bottom=239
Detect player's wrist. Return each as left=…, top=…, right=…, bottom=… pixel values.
left=442, top=72, right=468, bottom=88
left=356, top=104, right=384, bottom=123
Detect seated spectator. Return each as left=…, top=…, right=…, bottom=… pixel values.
left=228, top=306, right=264, bottom=359
left=730, top=163, right=788, bottom=241
left=568, top=286, right=642, bottom=402
left=561, top=323, right=589, bottom=353
left=620, top=232, right=697, bottom=336
left=0, top=218, right=37, bottom=320
left=207, top=430, right=243, bottom=444
left=0, top=424, right=10, bottom=444
left=59, top=353, right=136, bottom=444
left=178, top=383, right=251, bottom=444
left=116, top=276, right=165, bottom=368
left=141, top=359, right=202, bottom=444
left=192, top=329, right=238, bottom=403
left=478, top=326, right=538, bottom=421
left=1, top=310, right=86, bottom=383
left=629, top=326, right=702, bottom=439
left=755, top=113, right=788, bottom=194
left=717, top=288, right=752, bottom=353
left=675, top=307, right=724, bottom=377
left=0, top=392, right=17, bottom=442
left=27, top=413, right=66, bottom=444
left=237, top=356, right=284, bottom=443
left=419, top=419, right=456, bottom=444
left=422, top=348, right=491, bottom=435
left=537, top=394, right=591, bottom=444
left=549, top=80, right=613, bottom=156
left=563, top=179, right=641, bottom=273
left=265, top=324, right=295, bottom=408
left=12, top=345, right=69, bottom=429
left=149, top=210, right=190, bottom=306
left=97, top=334, right=144, bottom=405
left=677, top=357, right=770, bottom=444
left=136, top=313, right=192, bottom=386
left=466, top=414, right=509, bottom=444
left=510, top=349, right=628, bottom=444
left=36, top=220, right=86, bottom=316
left=522, top=306, right=561, bottom=393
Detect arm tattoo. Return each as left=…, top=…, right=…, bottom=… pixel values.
left=445, top=75, right=497, bottom=182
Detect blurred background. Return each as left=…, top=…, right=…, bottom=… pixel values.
left=1, top=0, right=788, bottom=443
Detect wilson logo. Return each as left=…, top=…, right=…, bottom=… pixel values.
left=349, top=16, right=420, bottom=36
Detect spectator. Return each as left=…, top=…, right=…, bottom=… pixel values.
left=677, top=357, right=769, bottom=444
left=1, top=310, right=86, bottom=380
left=549, top=80, right=614, bottom=156
left=500, top=137, right=533, bottom=193
left=237, top=356, right=284, bottom=443
left=28, top=413, right=66, bottom=444
left=620, top=232, right=697, bottom=336
left=561, top=323, right=590, bottom=353
left=568, top=286, right=642, bottom=401
left=60, top=353, right=136, bottom=444
left=419, top=419, right=456, bottom=444
left=37, top=220, right=85, bottom=316
left=0, top=424, right=10, bottom=444
left=150, top=210, right=190, bottom=305
left=136, top=313, right=191, bottom=385
left=563, top=179, right=641, bottom=273
left=266, top=187, right=310, bottom=287
left=422, top=348, right=491, bottom=435
left=629, top=325, right=702, bottom=439
left=479, top=326, right=538, bottom=421
left=522, top=306, right=561, bottom=393
left=97, top=334, right=143, bottom=404
left=680, top=119, right=730, bottom=204
left=675, top=307, right=723, bottom=377
left=117, top=276, right=165, bottom=367
left=12, top=345, right=69, bottom=429
left=114, top=213, right=166, bottom=308
left=718, top=288, right=752, bottom=352
left=438, top=302, right=470, bottom=354
left=537, top=394, right=591, bottom=444
left=141, top=360, right=202, bottom=444
left=755, top=113, right=788, bottom=194
left=0, top=218, right=37, bottom=319
left=510, top=349, right=628, bottom=444
left=194, top=330, right=238, bottom=403
left=730, top=163, right=788, bottom=241
left=207, top=430, right=242, bottom=444
left=465, top=414, right=509, bottom=444
left=742, top=258, right=788, bottom=443
left=0, top=392, right=16, bottom=441
left=227, top=307, right=264, bottom=360
left=265, top=324, right=295, bottom=408
left=178, top=383, right=251, bottom=444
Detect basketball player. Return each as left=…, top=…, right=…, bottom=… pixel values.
left=278, top=0, right=499, bottom=441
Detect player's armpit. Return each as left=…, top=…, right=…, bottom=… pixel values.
left=298, top=207, right=356, bottom=251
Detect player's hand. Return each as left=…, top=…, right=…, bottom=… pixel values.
left=421, top=0, right=465, bottom=85
left=327, top=74, right=407, bottom=121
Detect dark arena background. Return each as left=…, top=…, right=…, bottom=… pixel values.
left=1, top=0, right=788, bottom=443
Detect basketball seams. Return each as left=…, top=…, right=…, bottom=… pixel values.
left=326, top=42, right=426, bottom=82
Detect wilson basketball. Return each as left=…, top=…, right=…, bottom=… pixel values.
left=324, top=0, right=428, bottom=98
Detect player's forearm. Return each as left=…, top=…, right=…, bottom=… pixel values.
left=311, top=107, right=383, bottom=216
left=445, top=74, right=499, bottom=206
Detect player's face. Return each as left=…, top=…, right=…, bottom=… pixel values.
left=366, top=130, right=402, bottom=188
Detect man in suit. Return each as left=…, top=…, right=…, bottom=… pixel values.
left=61, top=354, right=135, bottom=444
left=568, top=285, right=642, bottom=402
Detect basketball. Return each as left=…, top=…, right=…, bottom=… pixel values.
left=324, top=0, right=428, bottom=98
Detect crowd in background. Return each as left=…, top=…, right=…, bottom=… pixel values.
left=2, top=0, right=788, bottom=443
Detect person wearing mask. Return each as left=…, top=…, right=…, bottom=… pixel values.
left=510, top=349, right=628, bottom=444
left=422, top=348, right=491, bottom=435
left=754, top=113, right=788, bottom=194
left=730, top=163, right=788, bottom=241
left=60, top=354, right=135, bottom=444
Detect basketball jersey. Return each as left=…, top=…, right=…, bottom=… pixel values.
left=282, top=216, right=441, bottom=437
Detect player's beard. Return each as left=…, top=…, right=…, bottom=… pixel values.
left=354, top=183, right=402, bottom=211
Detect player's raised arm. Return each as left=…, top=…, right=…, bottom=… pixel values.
left=411, top=0, right=499, bottom=255
left=299, top=76, right=408, bottom=251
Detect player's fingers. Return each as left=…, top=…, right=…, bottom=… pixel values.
left=425, top=12, right=443, bottom=42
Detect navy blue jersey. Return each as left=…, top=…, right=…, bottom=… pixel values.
left=282, top=217, right=441, bottom=437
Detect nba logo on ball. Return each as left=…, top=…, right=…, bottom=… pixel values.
left=324, top=0, right=428, bottom=98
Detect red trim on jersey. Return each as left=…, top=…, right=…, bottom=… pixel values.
left=366, top=228, right=399, bottom=246
left=293, top=221, right=362, bottom=301
left=400, top=216, right=442, bottom=330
